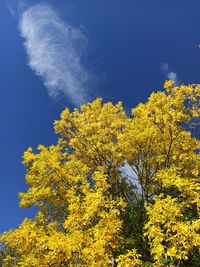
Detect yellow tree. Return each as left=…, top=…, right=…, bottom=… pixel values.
left=119, top=80, right=200, bottom=265
left=0, top=81, right=199, bottom=266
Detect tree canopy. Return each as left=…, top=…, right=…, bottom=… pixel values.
left=1, top=80, right=200, bottom=266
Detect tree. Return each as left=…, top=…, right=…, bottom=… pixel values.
left=0, top=80, right=199, bottom=266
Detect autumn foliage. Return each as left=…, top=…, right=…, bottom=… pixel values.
left=0, top=81, right=200, bottom=266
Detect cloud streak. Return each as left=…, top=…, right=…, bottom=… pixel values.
left=19, top=3, right=91, bottom=105
left=161, top=63, right=178, bottom=84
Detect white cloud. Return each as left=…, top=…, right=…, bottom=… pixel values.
left=161, top=63, right=179, bottom=84
left=19, top=3, right=91, bottom=105
left=119, top=161, right=142, bottom=192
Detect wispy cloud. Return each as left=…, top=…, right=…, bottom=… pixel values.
left=161, top=63, right=179, bottom=84
left=6, top=0, right=26, bottom=18
left=7, top=5, right=15, bottom=17
left=19, top=3, right=92, bottom=105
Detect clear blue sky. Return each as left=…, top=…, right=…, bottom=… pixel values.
left=0, top=0, right=200, bottom=233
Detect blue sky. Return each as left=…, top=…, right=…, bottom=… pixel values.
left=0, top=0, right=200, bottom=232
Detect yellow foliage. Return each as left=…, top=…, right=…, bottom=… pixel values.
left=0, top=81, right=199, bottom=266
left=116, top=249, right=142, bottom=266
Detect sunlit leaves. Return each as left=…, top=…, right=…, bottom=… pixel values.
left=0, top=81, right=199, bottom=266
